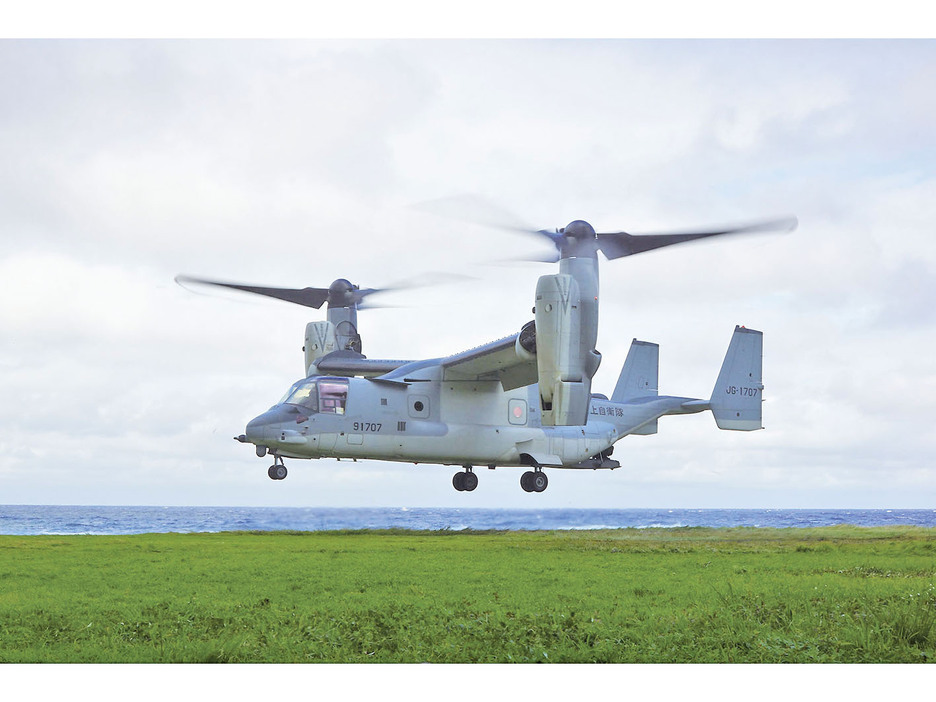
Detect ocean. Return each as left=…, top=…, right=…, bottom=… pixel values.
left=1, top=505, right=935, bottom=535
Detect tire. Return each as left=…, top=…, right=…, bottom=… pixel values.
left=463, top=472, right=478, bottom=492
left=273, top=464, right=287, bottom=480
left=520, top=471, right=535, bottom=492
left=532, top=472, right=548, bottom=492
left=453, top=472, right=466, bottom=491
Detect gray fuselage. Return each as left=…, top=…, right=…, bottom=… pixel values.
left=244, top=362, right=705, bottom=470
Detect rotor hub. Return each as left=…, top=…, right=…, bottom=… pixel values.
left=561, top=220, right=597, bottom=240
left=557, top=220, right=597, bottom=257
left=327, top=278, right=357, bottom=307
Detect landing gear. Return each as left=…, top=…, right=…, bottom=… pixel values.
left=520, top=469, right=548, bottom=493
left=268, top=456, right=287, bottom=481
left=453, top=467, right=478, bottom=492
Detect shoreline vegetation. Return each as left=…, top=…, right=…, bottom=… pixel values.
left=1, top=525, right=934, bottom=663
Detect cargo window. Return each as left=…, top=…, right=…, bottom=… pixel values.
left=318, top=378, right=349, bottom=414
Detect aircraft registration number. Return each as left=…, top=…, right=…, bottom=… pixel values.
left=352, top=422, right=383, bottom=432
left=725, top=386, right=760, bottom=397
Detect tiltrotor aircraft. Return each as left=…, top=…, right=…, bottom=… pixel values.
left=178, top=214, right=795, bottom=493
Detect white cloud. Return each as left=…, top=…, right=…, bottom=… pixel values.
left=2, top=39, right=935, bottom=508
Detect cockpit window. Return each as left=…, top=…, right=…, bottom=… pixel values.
left=281, top=379, right=319, bottom=412
left=318, top=378, right=348, bottom=414
left=280, top=377, right=349, bottom=414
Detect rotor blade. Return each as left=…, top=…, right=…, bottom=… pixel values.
left=481, top=237, right=562, bottom=264
left=484, top=250, right=562, bottom=265
left=413, top=194, right=562, bottom=261
left=175, top=272, right=464, bottom=310
left=596, top=217, right=798, bottom=260
left=175, top=275, right=330, bottom=309
left=352, top=287, right=388, bottom=309
left=355, top=301, right=400, bottom=311
left=347, top=273, right=476, bottom=306
left=355, top=287, right=384, bottom=298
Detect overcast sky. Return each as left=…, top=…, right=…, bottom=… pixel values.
left=1, top=38, right=934, bottom=508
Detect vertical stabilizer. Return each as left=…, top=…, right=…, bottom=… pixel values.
left=611, top=339, right=659, bottom=402
left=710, top=326, right=763, bottom=431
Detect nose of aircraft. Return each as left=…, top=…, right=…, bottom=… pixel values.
left=245, top=414, right=268, bottom=444
left=243, top=404, right=302, bottom=444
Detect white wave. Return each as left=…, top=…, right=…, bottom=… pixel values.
left=634, top=523, right=688, bottom=529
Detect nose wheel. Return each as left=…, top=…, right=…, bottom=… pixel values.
left=453, top=467, right=478, bottom=492
left=268, top=457, right=287, bottom=481
left=520, top=469, right=548, bottom=493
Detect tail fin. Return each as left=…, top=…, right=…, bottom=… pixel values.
left=612, top=339, right=659, bottom=402
left=710, top=326, right=763, bottom=431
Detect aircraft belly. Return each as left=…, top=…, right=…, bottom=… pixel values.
left=323, top=424, right=533, bottom=466
left=297, top=419, right=614, bottom=468
left=318, top=433, right=338, bottom=450
left=260, top=428, right=334, bottom=458
left=400, top=425, right=516, bottom=464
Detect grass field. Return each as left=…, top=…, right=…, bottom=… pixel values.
left=1, top=526, right=934, bottom=663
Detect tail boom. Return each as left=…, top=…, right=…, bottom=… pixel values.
left=588, top=326, right=764, bottom=445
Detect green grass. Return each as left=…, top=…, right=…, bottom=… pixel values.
left=1, top=526, right=934, bottom=662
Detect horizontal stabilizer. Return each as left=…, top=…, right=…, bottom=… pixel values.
left=710, top=326, right=763, bottom=431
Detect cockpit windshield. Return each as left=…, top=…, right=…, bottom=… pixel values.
left=280, top=377, right=349, bottom=414
left=281, top=379, right=318, bottom=411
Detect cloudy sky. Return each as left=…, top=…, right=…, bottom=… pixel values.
left=1, top=38, right=934, bottom=508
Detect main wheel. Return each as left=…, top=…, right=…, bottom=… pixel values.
left=269, top=464, right=287, bottom=480
left=463, top=472, right=479, bottom=492
left=453, top=472, right=466, bottom=491
left=531, top=471, right=548, bottom=492
left=520, top=470, right=536, bottom=492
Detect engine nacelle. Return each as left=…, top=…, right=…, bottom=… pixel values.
left=304, top=321, right=339, bottom=376
left=534, top=273, right=592, bottom=426
left=514, top=319, right=537, bottom=362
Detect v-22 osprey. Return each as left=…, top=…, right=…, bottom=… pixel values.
left=178, top=214, right=795, bottom=493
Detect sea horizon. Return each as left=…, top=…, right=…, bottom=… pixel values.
left=2, top=505, right=935, bottom=536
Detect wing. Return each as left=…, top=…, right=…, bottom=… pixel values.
left=313, top=351, right=412, bottom=377
left=367, top=322, right=538, bottom=389
left=441, top=332, right=538, bottom=390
